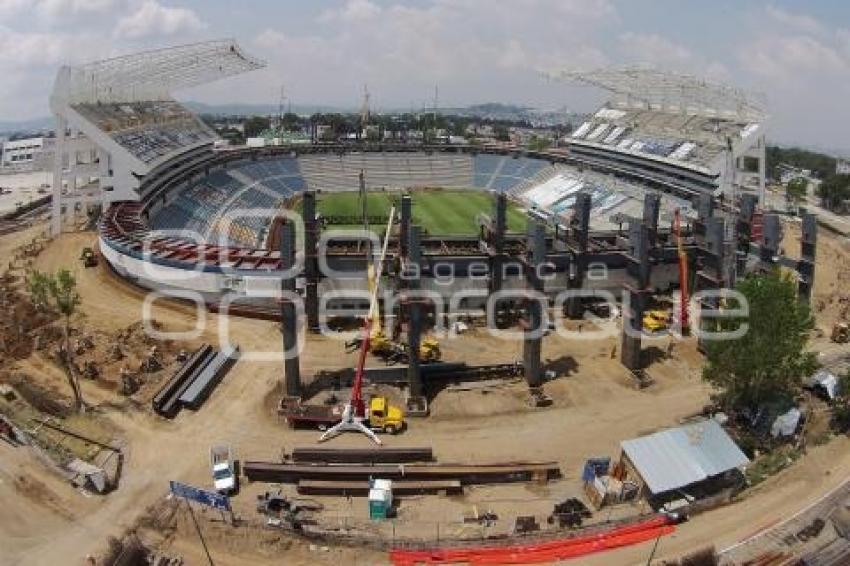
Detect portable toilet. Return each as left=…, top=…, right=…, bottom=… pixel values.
left=368, top=479, right=393, bottom=520
left=368, top=488, right=392, bottom=519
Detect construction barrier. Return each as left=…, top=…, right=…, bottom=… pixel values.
left=389, top=516, right=675, bottom=565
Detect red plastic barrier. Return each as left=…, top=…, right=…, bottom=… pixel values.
left=390, top=516, right=675, bottom=565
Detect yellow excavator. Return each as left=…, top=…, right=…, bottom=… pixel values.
left=642, top=309, right=671, bottom=332
left=346, top=252, right=441, bottom=364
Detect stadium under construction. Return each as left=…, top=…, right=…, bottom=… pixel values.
left=0, top=36, right=841, bottom=566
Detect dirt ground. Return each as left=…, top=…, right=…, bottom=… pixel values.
left=0, top=222, right=848, bottom=565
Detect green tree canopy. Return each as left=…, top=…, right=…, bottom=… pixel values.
left=786, top=177, right=808, bottom=202
left=243, top=116, right=271, bottom=138
left=26, top=270, right=51, bottom=311
left=817, top=174, right=850, bottom=211
left=703, top=270, right=816, bottom=412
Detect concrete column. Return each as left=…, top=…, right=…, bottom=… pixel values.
left=279, top=222, right=301, bottom=398
left=400, top=194, right=412, bottom=259
left=620, top=222, right=651, bottom=371
left=760, top=214, right=781, bottom=264
left=642, top=192, right=661, bottom=247
left=51, top=115, right=66, bottom=236
left=302, top=191, right=320, bottom=332
left=565, top=191, right=592, bottom=318
left=406, top=225, right=423, bottom=398
left=488, top=192, right=507, bottom=296
left=797, top=212, right=817, bottom=304
left=694, top=194, right=714, bottom=245
left=523, top=220, right=546, bottom=388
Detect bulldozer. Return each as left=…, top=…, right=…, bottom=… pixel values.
left=642, top=309, right=670, bottom=332
left=80, top=247, right=98, bottom=268
left=832, top=322, right=849, bottom=344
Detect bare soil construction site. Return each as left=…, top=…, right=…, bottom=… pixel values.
left=1, top=211, right=849, bottom=565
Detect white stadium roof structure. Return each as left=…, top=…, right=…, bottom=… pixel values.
left=545, top=66, right=768, bottom=203
left=546, top=66, right=766, bottom=121
left=50, top=39, right=266, bottom=234
left=53, top=39, right=265, bottom=106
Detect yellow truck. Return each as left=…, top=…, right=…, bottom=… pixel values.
left=280, top=395, right=404, bottom=434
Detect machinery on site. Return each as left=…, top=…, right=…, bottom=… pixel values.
left=832, top=322, right=849, bottom=344
left=319, top=207, right=399, bottom=444
left=80, top=247, right=98, bottom=268
left=347, top=329, right=441, bottom=364
left=642, top=309, right=670, bottom=332
left=210, top=444, right=237, bottom=494
left=279, top=395, right=405, bottom=434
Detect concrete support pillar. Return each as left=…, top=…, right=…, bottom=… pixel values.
left=523, top=220, right=546, bottom=388
left=760, top=213, right=782, bottom=264
left=736, top=194, right=759, bottom=274
left=620, top=222, right=651, bottom=372
left=565, top=191, right=591, bottom=319
left=279, top=222, right=301, bottom=398
left=400, top=194, right=412, bottom=259
left=488, top=192, right=507, bottom=296
left=694, top=194, right=714, bottom=246
left=797, top=212, right=817, bottom=304
left=406, top=226, right=423, bottom=398
left=302, top=191, right=320, bottom=332
left=642, top=192, right=661, bottom=247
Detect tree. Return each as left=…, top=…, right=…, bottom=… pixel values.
left=493, top=125, right=510, bottom=142
left=26, top=270, right=50, bottom=311
left=702, top=270, right=816, bottom=413
left=785, top=177, right=808, bottom=203
left=527, top=135, right=551, bottom=152
left=49, top=269, right=85, bottom=412
left=817, top=174, right=850, bottom=211
left=243, top=116, right=270, bottom=138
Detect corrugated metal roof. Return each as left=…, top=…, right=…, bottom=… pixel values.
left=621, top=419, right=749, bottom=495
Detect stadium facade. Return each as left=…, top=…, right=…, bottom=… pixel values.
left=49, top=40, right=767, bottom=310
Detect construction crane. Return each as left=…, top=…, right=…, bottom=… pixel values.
left=673, top=208, right=689, bottom=334
left=319, top=207, right=396, bottom=445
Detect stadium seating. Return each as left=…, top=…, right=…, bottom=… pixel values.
left=298, top=152, right=474, bottom=191
left=568, top=105, right=756, bottom=170
left=73, top=100, right=217, bottom=164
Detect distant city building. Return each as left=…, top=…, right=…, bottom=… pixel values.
left=1, top=136, right=55, bottom=170
left=837, top=159, right=850, bottom=175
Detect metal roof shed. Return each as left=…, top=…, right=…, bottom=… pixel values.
left=620, top=419, right=749, bottom=495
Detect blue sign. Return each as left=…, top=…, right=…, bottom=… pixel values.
left=169, top=480, right=230, bottom=511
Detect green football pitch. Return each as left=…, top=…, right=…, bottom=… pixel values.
left=307, top=190, right=527, bottom=235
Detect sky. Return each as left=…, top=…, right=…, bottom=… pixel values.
left=1, top=0, right=849, bottom=150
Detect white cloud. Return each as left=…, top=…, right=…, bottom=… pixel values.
left=0, top=26, right=103, bottom=67
left=766, top=5, right=824, bottom=35
left=0, top=0, right=115, bottom=22
left=318, top=0, right=381, bottom=23
left=742, top=34, right=848, bottom=79
left=114, top=0, right=205, bottom=40
left=619, top=32, right=692, bottom=65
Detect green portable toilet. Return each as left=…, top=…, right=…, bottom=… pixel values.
left=368, top=486, right=392, bottom=520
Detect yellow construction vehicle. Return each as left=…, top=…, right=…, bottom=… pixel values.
left=832, top=322, right=849, bottom=344
left=420, top=336, right=441, bottom=363
left=367, top=396, right=404, bottom=434
left=345, top=256, right=442, bottom=364
left=642, top=309, right=670, bottom=332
